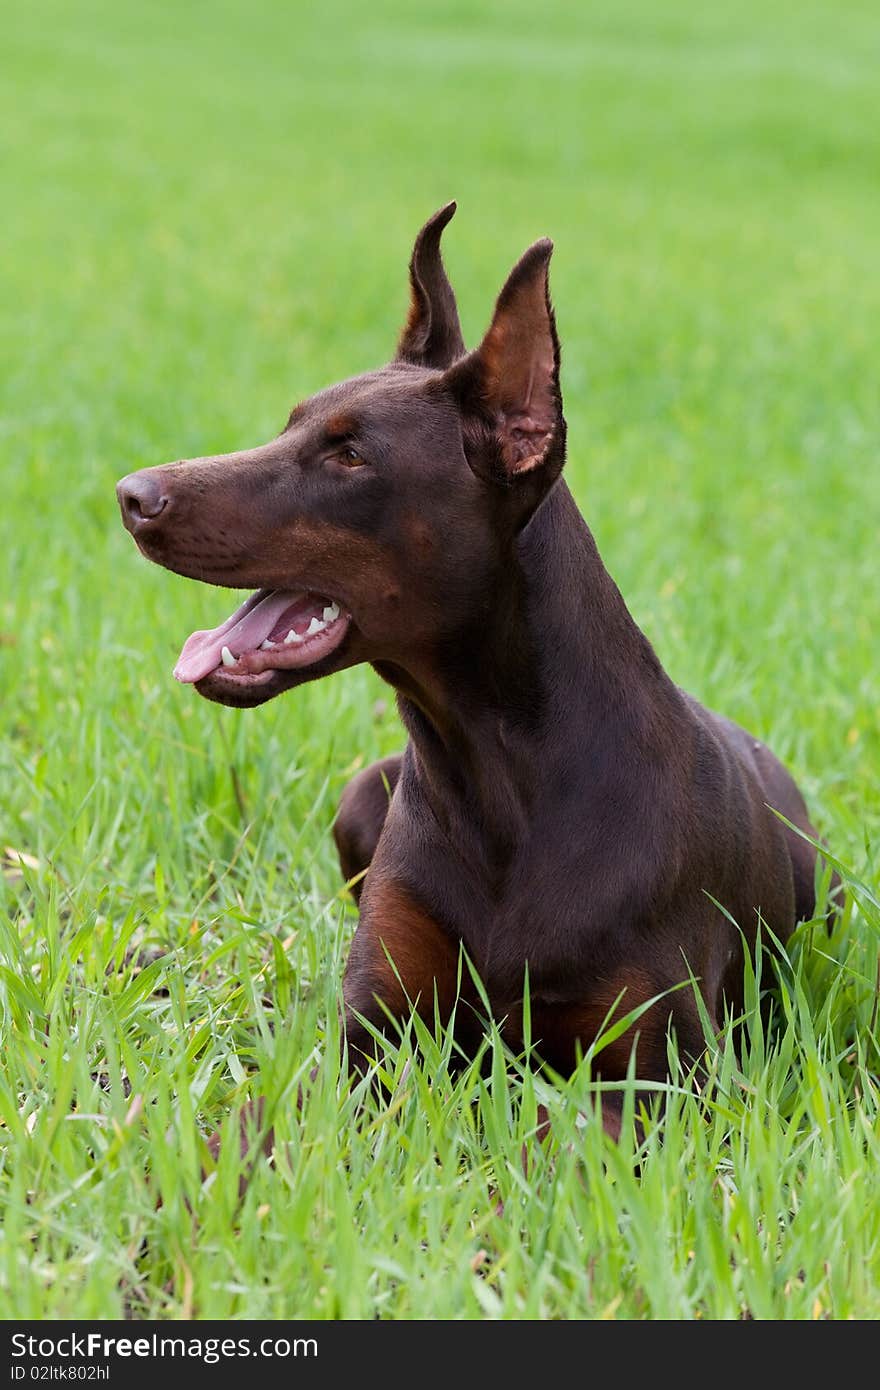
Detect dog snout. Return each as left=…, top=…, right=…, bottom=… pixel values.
left=117, top=469, right=169, bottom=531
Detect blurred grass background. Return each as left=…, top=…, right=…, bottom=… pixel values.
left=1, top=0, right=878, bottom=1318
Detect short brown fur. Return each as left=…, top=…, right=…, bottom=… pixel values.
left=118, top=204, right=838, bottom=1144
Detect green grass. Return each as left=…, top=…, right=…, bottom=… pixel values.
left=2, top=0, right=879, bottom=1319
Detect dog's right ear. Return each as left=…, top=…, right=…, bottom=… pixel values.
left=395, top=202, right=466, bottom=370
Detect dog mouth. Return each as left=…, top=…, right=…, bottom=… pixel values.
left=173, top=588, right=352, bottom=687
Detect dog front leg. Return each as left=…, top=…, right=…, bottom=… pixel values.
left=333, top=754, right=403, bottom=902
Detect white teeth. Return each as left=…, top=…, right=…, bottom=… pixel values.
left=283, top=629, right=302, bottom=645
left=220, top=646, right=236, bottom=667
left=306, top=616, right=326, bottom=636
left=322, top=602, right=340, bottom=623
left=260, top=639, right=276, bottom=650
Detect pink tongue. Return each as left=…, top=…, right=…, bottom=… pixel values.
left=174, top=588, right=309, bottom=684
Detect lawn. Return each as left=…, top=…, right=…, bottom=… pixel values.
left=1, top=0, right=879, bottom=1319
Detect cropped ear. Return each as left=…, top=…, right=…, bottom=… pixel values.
left=395, top=202, right=467, bottom=370
left=442, top=238, right=565, bottom=506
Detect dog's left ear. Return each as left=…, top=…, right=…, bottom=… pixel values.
left=442, top=238, right=565, bottom=518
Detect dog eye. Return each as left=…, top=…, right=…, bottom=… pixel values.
left=336, top=446, right=365, bottom=466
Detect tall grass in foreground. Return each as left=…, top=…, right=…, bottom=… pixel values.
left=1, top=842, right=877, bottom=1318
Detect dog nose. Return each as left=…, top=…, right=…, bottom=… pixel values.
left=117, top=471, right=169, bottom=529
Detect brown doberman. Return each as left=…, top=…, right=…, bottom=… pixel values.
left=118, top=203, right=834, bottom=1139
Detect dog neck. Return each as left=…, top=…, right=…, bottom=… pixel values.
left=373, top=481, right=679, bottom=867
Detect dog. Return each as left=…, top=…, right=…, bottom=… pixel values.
left=118, top=203, right=833, bottom=1139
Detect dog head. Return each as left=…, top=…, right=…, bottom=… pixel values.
left=117, top=203, right=566, bottom=707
